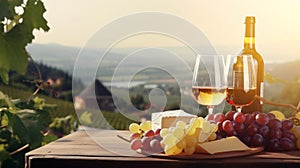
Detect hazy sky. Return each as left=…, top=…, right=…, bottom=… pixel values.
left=33, top=0, right=300, bottom=62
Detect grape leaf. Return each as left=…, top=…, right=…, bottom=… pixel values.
left=0, top=0, right=49, bottom=84
left=16, top=108, right=51, bottom=149
left=7, top=0, right=23, bottom=18
left=22, top=0, right=50, bottom=31
left=8, top=0, right=23, bottom=7
left=27, top=124, right=43, bottom=149
left=0, top=0, right=13, bottom=20
left=0, top=26, right=29, bottom=74
left=3, top=110, right=30, bottom=144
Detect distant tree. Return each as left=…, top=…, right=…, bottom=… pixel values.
left=131, top=94, right=147, bottom=110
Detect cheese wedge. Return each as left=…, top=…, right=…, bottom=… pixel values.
left=162, top=116, right=195, bottom=128
left=195, top=136, right=250, bottom=155
left=151, top=110, right=197, bottom=130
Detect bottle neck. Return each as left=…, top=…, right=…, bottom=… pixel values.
left=244, top=37, right=255, bottom=49
left=244, top=23, right=255, bottom=49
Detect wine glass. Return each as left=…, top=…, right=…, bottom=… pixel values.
left=192, top=55, right=227, bottom=114
left=225, top=54, right=257, bottom=112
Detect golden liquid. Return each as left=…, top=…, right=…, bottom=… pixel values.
left=192, top=86, right=226, bottom=106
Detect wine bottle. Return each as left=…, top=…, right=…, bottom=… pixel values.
left=237, top=16, right=264, bottom=113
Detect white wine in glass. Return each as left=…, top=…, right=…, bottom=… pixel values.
left=192, top=55, right=227, bottom=114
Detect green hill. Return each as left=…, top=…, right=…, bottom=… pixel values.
left=0, top=84, right=76, bottom=118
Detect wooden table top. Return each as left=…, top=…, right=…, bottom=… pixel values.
left=25, top=128, right=300, bottom=168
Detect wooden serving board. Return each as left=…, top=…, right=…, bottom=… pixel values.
left=139, top=147, right=264, bottom=160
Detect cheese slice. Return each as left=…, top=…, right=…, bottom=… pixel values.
left=195, top=136, right=250, bottom=155
left=151, top=110, right=197, bottom=130
left=161, top=116, right=195, bottom=128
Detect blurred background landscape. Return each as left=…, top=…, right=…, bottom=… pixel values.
left=1, top=0, right=300, bottom=129
left=1, top=42, right=299, bottom=128
left=1, top=1, right=300, bottom=167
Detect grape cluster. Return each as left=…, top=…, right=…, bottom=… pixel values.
left=291, top=126, right=300, bottom=149
left=129, top=121, right=163, bottom=154
left=128, top=118, right=218, bottom=155
left=207, top=111, right=296, bottom=151
left=160, top=118, right=218, bottom=155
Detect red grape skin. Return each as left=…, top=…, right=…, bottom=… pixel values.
left=141, top=136, right=152, bottom=150
left=154, top=129, right=161, bottom=136
left=227, top=130, right=237, bottom=137
left=252, top=111, right=261, bottom=116
left=216, top=131, right=226, bottom=140
left=144, top=130, right=155, bottom=138
left=267, top=138, right=280, bottom=151
left=267, top=113, right=276, bottom=119
left=247, top=122, right=259, bottom=136
left=153, top=135, right=162, bottom=142
left=282, top=131, right=296, bottom=143
left=130, top=132, right=141, bottom=140
left=269, top=128, right=282, bottom=139
left=205, top=113, right=215, bottom=121
left=268, top=119, right=282, bottom=129
left=255, top=113, right=270, bottom=126
left=217, top=122, right=223, bottom=131
left=150, top=139, right=163, bottom=153
left=214, top=113, right=226, bottom=123
left=241, top=134, right=251, bottom=146
left=280, top=138, right=295, bottom=151
left=222, top=120, right=234, bottom=133
left=250, top=133, right=264, bottom=147
left=233, top=122, right=245, bottom=134
left=217, top=130, right=227, bottom=139
left=225, top=111, right=235, bottom=121
left=130, top=138, right=142, bottom=150
left=233, top=112, right=246, bottom=124
left=258, top=125, right=269, bottom=138
left=244, top=113, right=255, bottom=126
left=281, top=119, right=294, bottom=131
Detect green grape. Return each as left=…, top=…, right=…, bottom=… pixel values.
left=185, top=124, right=196, bottom=136
left=139, top=122, right=150, bottom=131
left=176, top=121, right=186, bottom=129
left=185, top=135, right=197, bottom=147
left=164, top=144, right=183, bottom=155
left=202, top=121, right=212, bottom=133
left=184, top=146, right=195, bottom=155
left=160, top=128, right=169, bottom=138
left=129, top=123, right=140, bottom=133
left=172, top=127, right=184, bottom=139
left=176, top=138, right=187, bottom=149
left=146, top=121, right=152, bottom=129
left=168, top=126, right=175, bottom=133
left=190, top=117, right=201, bottom=128
left=162, top=133, right=177, bottom=145
left=198, top=117, right=205, bottom=125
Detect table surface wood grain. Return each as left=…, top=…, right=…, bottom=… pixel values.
left=25, top=128, right=300, bottom=168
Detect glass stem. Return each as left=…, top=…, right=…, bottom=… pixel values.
left=236, top=106, right=242, bottom=113
left=207, top=106, right=214, bottom=114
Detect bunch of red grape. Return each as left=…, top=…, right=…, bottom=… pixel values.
left=206, top=111, right=296, bottom=151
left=129, top=127, right=163, bottom=154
